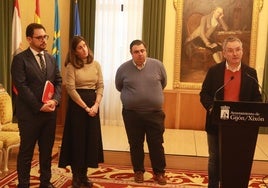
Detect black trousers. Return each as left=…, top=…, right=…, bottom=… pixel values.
left=122, top=109, right=166, bottom=174
left=17, top=112, right=56, bottom=187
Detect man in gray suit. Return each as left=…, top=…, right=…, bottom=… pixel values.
left=11, top=23, right=62, bottom=188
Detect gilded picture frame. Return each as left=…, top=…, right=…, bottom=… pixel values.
left=173, top=0, right=263, bottom=89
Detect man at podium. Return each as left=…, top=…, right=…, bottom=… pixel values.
left=200, top=36, right=262, bottom=188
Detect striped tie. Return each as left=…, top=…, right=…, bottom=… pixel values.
left=37, top=53, right=46, bottom=74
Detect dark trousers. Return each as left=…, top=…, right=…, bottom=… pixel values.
left=122, top=109, right=166, bottom=174
left=17, top=112, right=56, bottom=187
left=207, top=133, right=220, bottom=188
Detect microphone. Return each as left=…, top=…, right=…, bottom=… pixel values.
left=214, top=76, right=234, bottom=101
left=246, top=72, right=267, bottom=103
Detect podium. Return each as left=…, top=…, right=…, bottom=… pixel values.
left=212, top=101, right=268, bottom=188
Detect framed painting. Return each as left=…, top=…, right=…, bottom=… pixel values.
left=173, top=0, right=263, bottom=89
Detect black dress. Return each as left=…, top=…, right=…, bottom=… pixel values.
left=58, top=89, right=104, bottom=169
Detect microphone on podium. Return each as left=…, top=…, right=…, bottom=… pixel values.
left=214, top=76, right=234, bottom=101
left=246, top=72, right=267, bottom=103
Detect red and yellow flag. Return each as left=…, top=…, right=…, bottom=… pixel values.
left=34, top=0, right=41, bottom=23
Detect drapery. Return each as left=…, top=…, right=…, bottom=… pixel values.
left=142, top=0, right=166, bottom=61
left=94, top=0, right=144, bottom=126
left=0, top=1, right=13, bottom=94
left=69, top=0, right=96, bottom=50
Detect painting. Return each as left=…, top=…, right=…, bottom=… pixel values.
left=173, top=0, right=263, bottom=89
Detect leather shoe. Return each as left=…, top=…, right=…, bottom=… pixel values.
left=72, top=176, right=93, bottom=188
left=39, top=182, right=55, bottom=188
left=134, top=171, right=144, bottom=183
left=80, top=176, right=93, bottom=187
left=154, top=173, right=167, bottom=185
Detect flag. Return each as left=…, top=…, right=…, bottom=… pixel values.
left=12, top=0, right=22, bottom=96
left=74, top=0, right=81, bottom=36
left=52, top=0, right=61, bottom=69
left=34, top=0, right=41, bottom=23
left=11, top=0, right=22, bottom=57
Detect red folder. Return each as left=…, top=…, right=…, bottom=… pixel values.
left=42, top=81, right=54, bottom=103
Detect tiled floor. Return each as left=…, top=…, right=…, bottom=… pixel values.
left=101, top=125, right=268, bottom=161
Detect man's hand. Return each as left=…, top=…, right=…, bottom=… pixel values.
left=40, top=100, right=57, bottom=112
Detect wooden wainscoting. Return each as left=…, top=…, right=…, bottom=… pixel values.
left=57, top=87, right=206, bottom=130
left=163, top=89, right=206, bottom=130
left=56, top=84, right=67, bottom=126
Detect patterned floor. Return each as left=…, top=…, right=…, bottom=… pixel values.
left=0, top=160, right=267, bottom=188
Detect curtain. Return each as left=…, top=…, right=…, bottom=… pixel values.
left=0, top=0, right=13, bottom=94
left=69, top=0, right=96, bottom=50
left=94, top=0, right=143, bottom=126
left=142, top=0, right=166, bottom=61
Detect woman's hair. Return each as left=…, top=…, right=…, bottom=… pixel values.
left=65, top=36, right=94, bottom=68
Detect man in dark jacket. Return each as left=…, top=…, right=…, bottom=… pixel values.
left=11, top=23, right=62, bottom=188
left=200, top=36, right=262, bottom=188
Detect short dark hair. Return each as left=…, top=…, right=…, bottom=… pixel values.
left=130, top=40, right=147, bottom=51
left=26, top=23, right=46, bottom=37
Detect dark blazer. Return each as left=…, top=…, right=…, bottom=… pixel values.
left=200, top=61, right=262, bottom=133
left=11, top=48, right=62, bottom=119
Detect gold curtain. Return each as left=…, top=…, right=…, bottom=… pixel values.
left=0, top=0, right=13, bottom=94
left=69, top=0, right=96, bottom=51
left=142, top=0, right=166, bottom=61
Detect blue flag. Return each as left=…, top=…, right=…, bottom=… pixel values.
left=74, top=0, right=81, bottom=36
left=52, top=0, right=61, bottom=69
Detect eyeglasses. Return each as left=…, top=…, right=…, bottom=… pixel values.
left=32, top=35, right=49, bottom=41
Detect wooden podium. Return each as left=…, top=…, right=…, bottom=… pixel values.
left=212, top=101, right=268, bottom=188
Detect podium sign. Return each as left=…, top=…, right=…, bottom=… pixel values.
left=212, top=101, right=268, bottom=127
left=212, top=101, right=268, bottom=188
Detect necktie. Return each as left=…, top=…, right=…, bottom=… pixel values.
left=37, top=53, right=46, bottom=74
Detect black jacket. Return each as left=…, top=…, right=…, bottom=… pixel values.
left=200, top=61, right=262, bottom=133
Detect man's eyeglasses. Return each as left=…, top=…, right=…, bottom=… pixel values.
left=32, top=35, right=49, bottom=41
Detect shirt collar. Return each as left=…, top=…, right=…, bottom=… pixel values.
left=30, top=47, right=44, bottom=56
left=226, top=61, right=241, bottom=72
left=132, top=59, right=146, bottom=70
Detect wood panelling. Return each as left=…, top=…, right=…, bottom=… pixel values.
left=56, top=85, right=67, bottom=126
left=163, top=89, right=206, bottom=130
left=178, top=90, right=206, bottom=130
left=162, top=90, right=178, bottom=129
left=57, top=87, right=206, bottom=130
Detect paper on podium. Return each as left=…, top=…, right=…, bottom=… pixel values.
left=42, top=81, right=54, bottom=103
